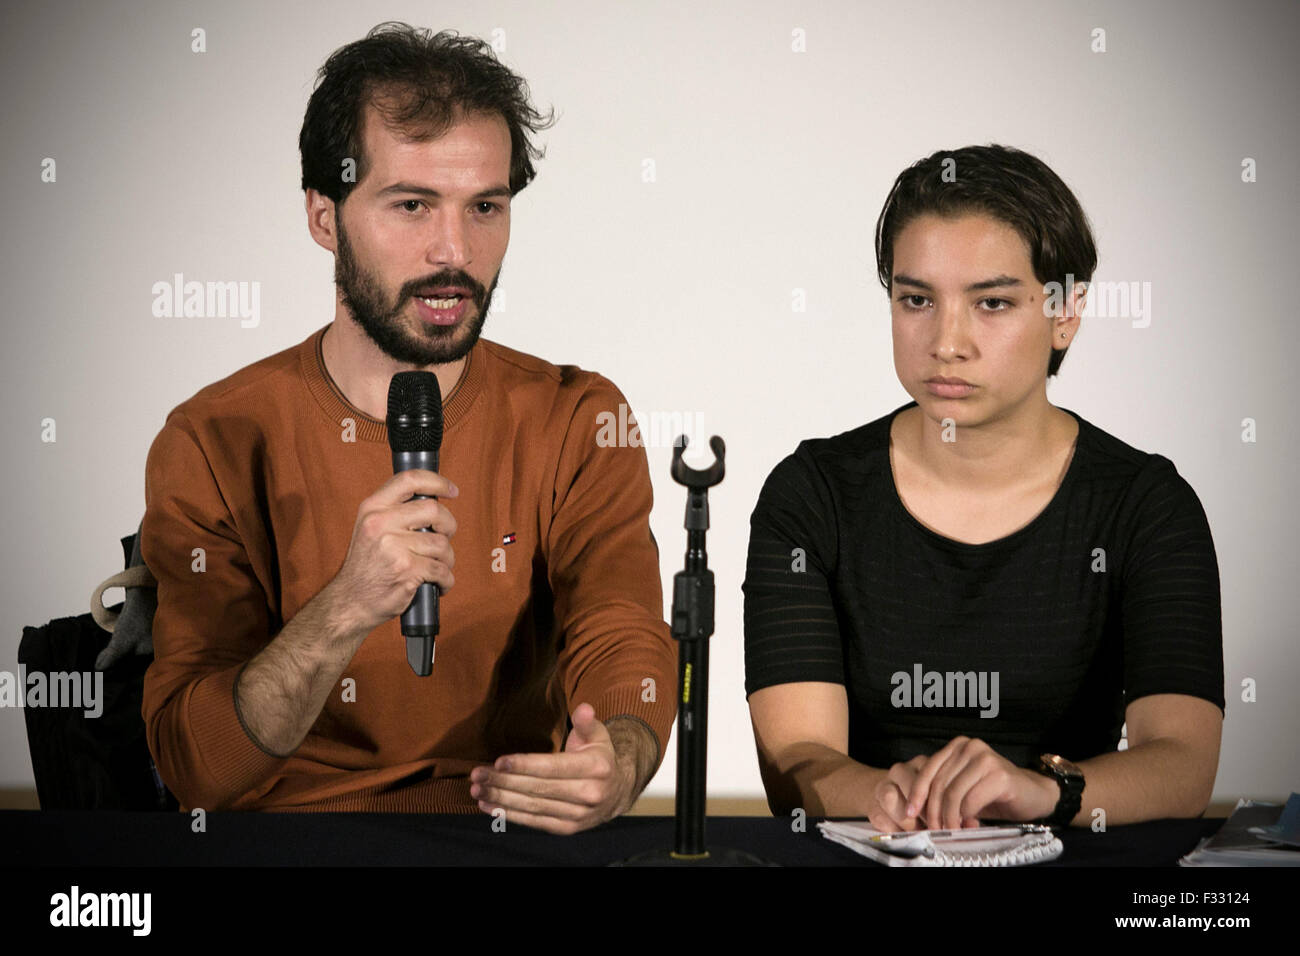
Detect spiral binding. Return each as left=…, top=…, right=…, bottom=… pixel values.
left=929, top=831, right=1063, bottom=866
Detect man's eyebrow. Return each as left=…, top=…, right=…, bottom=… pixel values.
left=892, top=273, right=1023, bottom=292
left=376, top=182, right=512, bottom=200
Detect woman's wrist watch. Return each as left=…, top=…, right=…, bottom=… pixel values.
left=1034, top=753, right=1085, bottom=827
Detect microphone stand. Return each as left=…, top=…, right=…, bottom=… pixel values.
left=614, top=435, right=774, bottom=866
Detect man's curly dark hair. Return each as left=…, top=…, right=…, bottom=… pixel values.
left=299, top=22, right=556, bottom=206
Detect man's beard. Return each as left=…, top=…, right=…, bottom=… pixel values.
left=334, top=212, right=495, bottom=366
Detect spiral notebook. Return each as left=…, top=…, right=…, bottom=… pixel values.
left=818, top=821, right=1063, bottom=867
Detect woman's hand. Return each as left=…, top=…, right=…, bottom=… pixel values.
left=868, top=754, right=977, bottom=832
left=866, top=755, right=983, bottom=832
left=902, top=736, right=1059, bottom=830
left=867, top=755, right=926, bottom=831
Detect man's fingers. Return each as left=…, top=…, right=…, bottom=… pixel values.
left=488, top=749, right=609, bottom=779
left=395, top=496, right=458, bottom=536
left=477, top=803, right=585, bottom=836
left=399, top=530, right=455, bottom=567
left=373, top=469, right=459, bottom=506
left=474, top=782, right=592, bottom=820
left=473, top=768, right=604, bottom=807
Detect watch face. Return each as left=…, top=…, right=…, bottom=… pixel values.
left=1042, top=754, right=1084, bottom=779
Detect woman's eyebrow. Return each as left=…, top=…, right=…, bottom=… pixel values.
left=966, top=275, right=1023, bottom=292
left=892, top=273, right=1024, bottom=292
left=892, top=273, right=932, bottom=290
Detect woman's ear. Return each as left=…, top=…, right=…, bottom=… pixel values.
left=1067, top=280, right=1089, bottom=320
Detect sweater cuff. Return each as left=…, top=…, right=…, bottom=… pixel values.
left=186, top=665, right=290, bottom=803
left=587, top=684, right=675, bottom=774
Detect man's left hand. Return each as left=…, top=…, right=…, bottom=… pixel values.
left=470, top=703, right=651, bottom=834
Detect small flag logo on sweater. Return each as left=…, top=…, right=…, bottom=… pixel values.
left=502, top=532, right=517, bottom=545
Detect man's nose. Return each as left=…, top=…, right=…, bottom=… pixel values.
left=426, top=209, right=472, bottom=268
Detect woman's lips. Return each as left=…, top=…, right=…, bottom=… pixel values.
left=925, top=379, right=976, bottom=398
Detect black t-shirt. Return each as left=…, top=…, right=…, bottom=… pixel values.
left=742, top=401, right=1225, bottom=770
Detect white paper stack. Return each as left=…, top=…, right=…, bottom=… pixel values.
left=818, top=821, right=1063, bottom=867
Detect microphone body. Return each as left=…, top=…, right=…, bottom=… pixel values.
left=386, top=371, right=444, bottom=677
left=393, top=447, right=440, bottom=645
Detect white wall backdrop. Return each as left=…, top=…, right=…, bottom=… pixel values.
left=2, top=0, right=1296, bottom=805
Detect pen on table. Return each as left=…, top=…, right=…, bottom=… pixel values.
left=868, top=824, right=1050, bottom=843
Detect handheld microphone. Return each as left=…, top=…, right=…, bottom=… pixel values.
left=386, top=371, right=443, bottom=677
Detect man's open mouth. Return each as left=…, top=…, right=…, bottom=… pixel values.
left=416, top=294, right=465, bottom=311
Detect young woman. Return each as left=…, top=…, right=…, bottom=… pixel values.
left=743, top=145, right=1223, bottom=832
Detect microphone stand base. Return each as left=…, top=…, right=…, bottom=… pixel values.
left=610, top=846, right=778, bottom=867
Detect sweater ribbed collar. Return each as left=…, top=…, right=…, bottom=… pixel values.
left=300, top=324, right=485, bottom=443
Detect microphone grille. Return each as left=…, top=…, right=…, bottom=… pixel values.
left=386, top=371, right=444, bottom=453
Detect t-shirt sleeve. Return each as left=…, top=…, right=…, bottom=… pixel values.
left=140, top=409, right=288, bottom=810
left=743, top=444, right=844, bottom=696
left=546, top=379, right=678, bottom=769
left=1119, top=456, right=1226, bottom=713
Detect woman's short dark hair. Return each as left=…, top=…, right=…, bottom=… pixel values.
left=874, top=145, right=1097, bottom=378
left=299, top=22, right=556, bottom=206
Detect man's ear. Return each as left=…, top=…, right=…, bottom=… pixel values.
left=305, top=189, right=339, bottom=253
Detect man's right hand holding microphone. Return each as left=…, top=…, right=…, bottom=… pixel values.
left=234, top=470, right=457, bottom=757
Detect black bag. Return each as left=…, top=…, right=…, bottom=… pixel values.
left=17, top=531, right=177, bottom=811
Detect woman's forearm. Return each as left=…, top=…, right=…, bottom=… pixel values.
left=1070, top=737, right=1217, bottom=826
left=759, top=741, right=888, bottom=818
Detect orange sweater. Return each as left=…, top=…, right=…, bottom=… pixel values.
left=141, top=326, right=676, bottom=812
